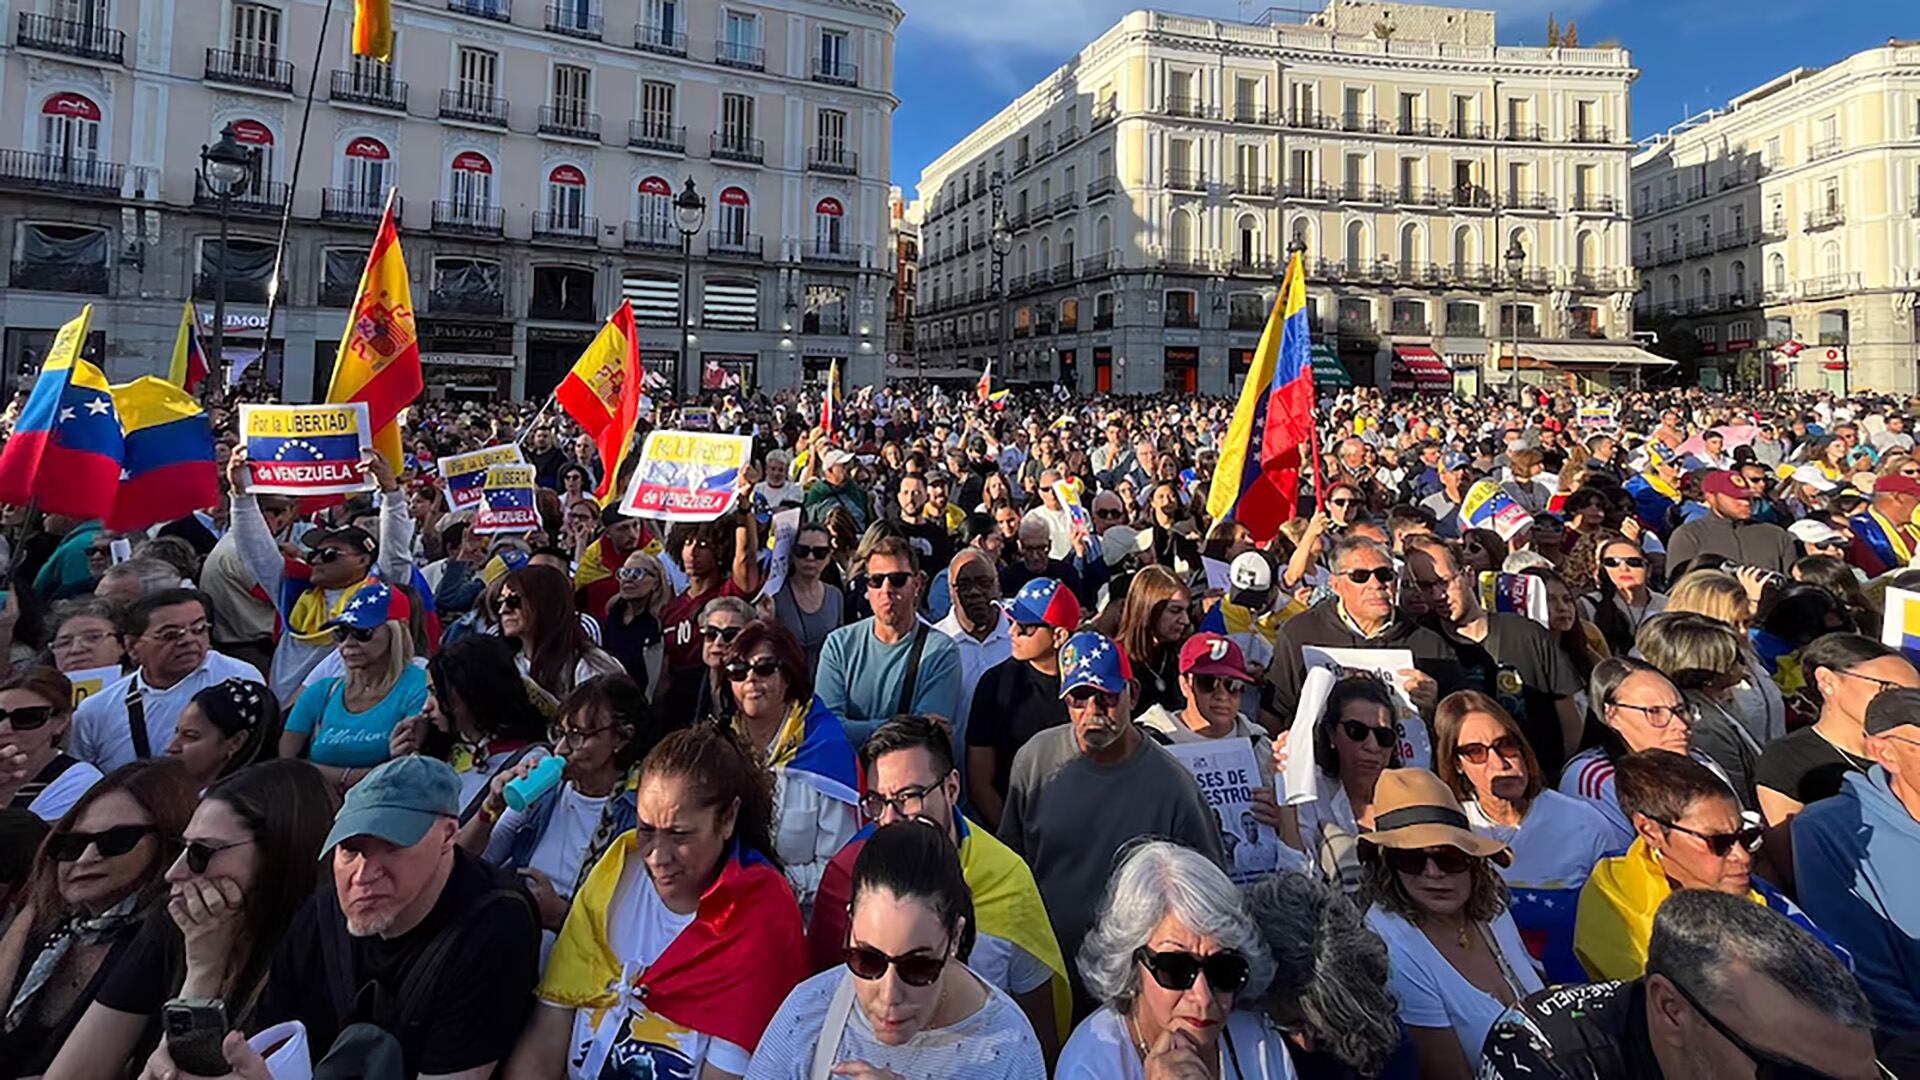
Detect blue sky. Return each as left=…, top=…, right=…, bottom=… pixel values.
left=889, top=0, right=1913, bottom=197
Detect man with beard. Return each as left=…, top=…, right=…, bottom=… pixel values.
left=816, top=536, right=960, bottom=747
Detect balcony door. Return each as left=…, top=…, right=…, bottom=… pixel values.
left=640, top=81, right=675, bottom=140
left=231, top=3, right=280, bottom=75
left=644, top=0, right=678, bottom=40
left=449, top=152, right=493, bottom=217
left=343, top=137, right=389, bottom=212
left=456, top=47, right=498, bottom=109
left=38, top=93, right=101, bottom=171
left=722, top=93, right=755, bottom=150
left=547, top=166, right=586, bottom=229
left=815, top=198, right=844, bottom=254
left=717, top=187, right=750, bottom=245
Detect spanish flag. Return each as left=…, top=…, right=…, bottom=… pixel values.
left=0, top=305, right=124, bottom=520
left=166, top=301, right=209, bottom=396
left=326, top=191, right=421, bottom=473
left=554, top=300, right=641, bottom=503
left=352, top=0, right=393, bottom=61
left=107, top=377, right=218, bottom=531
left=820, top=357, right=841, bottom=437
left=1205, top=250, right=1318, bottom=541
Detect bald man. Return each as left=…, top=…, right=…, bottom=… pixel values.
left=933, top=549, right=1013, bottom=791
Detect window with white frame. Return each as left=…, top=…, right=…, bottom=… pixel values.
left=230, top=3, right=280, bottom=62
left=546, top=165, right=587, bottom=228
left=716, top=186, right=750, bottom=244
left=635, top=176, right=672, bottom=242
left=37, top=93, right=101, bottom=165
left=721, top=93, right=755, bottom=149
left=814, top=197, right=845, bottom=253
left=342, top=136, right=390, bottom=209
left=817, top=108, right=847, bottom=162
left=642, top=0, right=679, bottom=41
left=456, top=47, right=498, bottom=105
left=818, top=28, right=850, bottom=78
left=640, top=81, right=675, bottom=139
left=551, top=64, right=591, bottom=124
left=448, top=151, right=493, bottom=214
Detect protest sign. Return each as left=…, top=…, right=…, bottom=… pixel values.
left=682, top=406, right=714, bottom=431
left=1479, top=572, right=1552, bottom=628
left=1578, top=403, right=1618, bottom=428
left=1299, top=645, right=1432, bottom=768
left=1164, top=741, right=1282, bottom=885
left=619, top=430, right=750, bottom=523
left=240, top=403, right=373, bottom=495
left=439, top=445, right=525, bottom=513
left=1461, top=479, right=1534, bottom=543
left=1051, top=480, right=1091, bottom=538
left=67, top=664, right=122, bottom=708
left=1280, top=666, right=1337, bottom=805
left=756, top=508, right=803, bottom=601
left=474, top=464, right=539, bottom=534
left=1201, top=557, right=1232, bottom=593
left=1881, top=587, right=1920, bottom=666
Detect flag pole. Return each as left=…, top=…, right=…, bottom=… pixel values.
left=258, top=0, right=338, bottom=402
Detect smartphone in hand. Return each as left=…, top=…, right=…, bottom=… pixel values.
left=163, top=998, right=232, bottom=1076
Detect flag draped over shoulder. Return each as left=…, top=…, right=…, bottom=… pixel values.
left=556, top=301, right=641, bottom=503
left=167, top=301, right=209, bottom=396
left=1205, top=251, right=1317, bottom=542
left=108, top=377, right=218, bottom=531
left=0, top=305, right=123, bottom=519
left=326, top=194, right=422, bottom=473
left=352, top=0, right=393, bottom=61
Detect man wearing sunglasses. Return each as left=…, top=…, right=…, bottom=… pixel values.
left=1000, top=630, right=1222, bottom=1013
left=816, top=536, right=959, bottom=747
left=964, top=578, right=1080, bottom=829
left=1796, top=687, right=1920, bottom=1043
left=1666, top=470, right=1798, bottom=577
left=1485, top=890, right=1885, bottom=1080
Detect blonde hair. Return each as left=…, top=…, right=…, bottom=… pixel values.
left=1667, top=570, right=1751, bottom=628
left=347, top=620, right=414, bottom=699
left=621, top=550, right=670, bottom=620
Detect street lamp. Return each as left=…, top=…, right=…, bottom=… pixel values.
left=673, top=177, right=707, bottom=399
left=991, top=206, right=1013, bottom=390
left=199, top=123, right=254, bottom=393
left=1504, top=236, right=1527, bottom=405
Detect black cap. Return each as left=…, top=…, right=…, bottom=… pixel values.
left=1865, top=687, right=1920, bottom=736
left=310, top=525, right=376, bottom=558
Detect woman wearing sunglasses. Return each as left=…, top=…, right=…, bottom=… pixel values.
left=1059, top=840, right=1291, bottom=1080
left=1288, top=675, right=1402, bottom=896
left=657, top=513, right=760, bottom=722
left=163, top=677, right=279, bottom=793
left=1575, top=749, right=1847, bottom=983
left=770, top=524, right=845, bottom=675
left=1757, top=634, right=1920, bottom=827
left=723, top=621, right=857, bottom=916
left=0, top=668, right=99, bottom=823
left=48, top=760, right=331, bottom=1080
left=44, top=599, right=126, bottom=678
left=280, top=583, right=429, bottom=795
left=599, top=551, right=667, bottom=696
left=1434, top=691, right=1615, bottom=983
left=501, top=565, right=626, bottom=711
left=0, top=759, right=193, bottom=1076
left=1359, top=768, right=1542, bottom=1080
left=1581, top=532, right=1669, bottom=656
left=746, top=822, right=1044, bottom=1079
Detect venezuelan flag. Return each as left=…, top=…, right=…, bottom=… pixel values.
left=327, top=193, right=422, bottom=474
left=167, top=302, right=209, bottom=395
left=0, top=305, right=123, bottom=520
left=1205, top=251, right=1316, bottom=541
left=1900, top=595, right=1920, bottom=667
left=108, top=377, right=218, bottom=532
left=352, top=0, right=393, bottom=61
left=554, top=301, right=641, bottom=503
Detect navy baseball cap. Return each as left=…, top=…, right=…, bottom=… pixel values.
left=1058, top=631, right=1133, bottom=697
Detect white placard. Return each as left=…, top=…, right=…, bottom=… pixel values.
left=756, top=507, right=803, bottom=601
left=1164, top=740, right=1282, bottom=885
left=1299, top=645, right=1432, bottom=768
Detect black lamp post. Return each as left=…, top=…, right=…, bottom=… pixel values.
left=991, top=208, right=1012, bottom=386
left=199, top=123, right=254, bottom=392
left=1505, top=236, right=1527, bottom=405
left=673, top=177, right=707, bottom=399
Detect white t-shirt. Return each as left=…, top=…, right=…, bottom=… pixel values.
left=24, top=758, right=103, bottom=822
left=967, top=931, right=1056, bottom=996
left=1365, top=906, right=1544, bottom=1068
left=1056, top=1006, right=1298, bottom=1080
left=1465, top=790, right=1620, bottom=889
left=554, top=850, right=750, bottom=1079
left=69, top=652, right=267, bottom=772
left=525, top=785, right=611, bottom=899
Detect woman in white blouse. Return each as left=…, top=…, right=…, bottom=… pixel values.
left=1285, top=675, right=1402, bottom=895
left=1359, top=768, right=1544, bottom=1080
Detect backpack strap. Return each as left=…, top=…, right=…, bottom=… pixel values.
left=317, top=888, right=361, bottom=1026
left=126, top=683, right=151, bottom=760
left=393, top=883, right=536, bottom=1038
left=458, top=743, right=546, bottom=825
left=894, top=624, right=929, bottom=717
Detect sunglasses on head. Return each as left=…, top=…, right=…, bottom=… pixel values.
left=866, top=571, right=913, bottom=590
left=180, top=838, right=254, bottom=875
left=845, top=942, right=949, bottom=987
left=1134, top=946, right=1251, bottom=994
left=725, top=658, right=781, bottom=682
left=701, top=624, right=744, bottom=644
left=1191, top=674, right=1245, bottom=696
left=48, top=824, right=156, bottom=862
left=1340, top=567, right=1396, bottom=585
left=330, top=625, right=379, bottom=644
left=1455, top=735, right=1524, bottom=764
left=1602, top=555, right=1648, bottom=569
left=1340, top=719, right=1397, bottom=748
left=794, top=544, right=833, bottom=560
left=0, top=705, right=54, bottom=731
left=1656, top=818, right=1765, bottom=858
left=1381, top=845, right=1476, bottom=876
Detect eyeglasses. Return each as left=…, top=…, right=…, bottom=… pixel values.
left=846, top=941, right=950, bottom=987
left=498, top=594, right=524, bottom=613
left=1411, top=571, right=1461, bottom=594
left=1655, top=818, right=1764, bottom=858
left=146, top=621, right=211, bottom=644
left=331, top=625, right=380, bottom=644
left=0, top=705, right=53, bottom=731
left=53, top=629, right=115, bottom=652
left=1339, top=719, right=1397, bottom=748
left=1191, top=674, right=1246, bottom=696
left=700, top=624, right=745, bottom=644
left=47, top=824, right=156, bottom=862
left=180, top=838, right=255, bottom=875
left=1339, top=567, right=1396, bottom=585
left=858, top=771, right=954, bottom=822
left=1065, top=686, right=1119, bottom=709
left=1455, top=736, right=1524, bottom=765
left=1134, top=947, right=1251, bottom=994
left=794, top=545, right=833, bottom=560
left=1602, top=555, right=1649, bottom=569
left=866, top=571, right=913, bottom=591
left=1381, top=845, right=1477, bottom=876
left=725, top=659, right=782, bottom=682
left=550, top=722, right=618, bottom=747
left=1605, top=700, right=1696, bottom=729
left=1664, top=971, right=1869, bottom=1080
left=615, top=567, right=654, bottom=582
left=1832, top=668, right=1908, bottom=695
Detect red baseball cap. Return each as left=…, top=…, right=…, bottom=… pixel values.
left=1874, top=475, right=1920, bottom=500
left=1178, top=633, right=1251, bottom=680
left=1701, top=470, right=1755, bottom=501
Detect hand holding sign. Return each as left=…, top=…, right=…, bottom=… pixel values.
left=239, top=403, right=375, bottom=496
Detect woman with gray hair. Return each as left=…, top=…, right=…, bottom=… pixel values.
left=1057, top=840, right=1296, bottom=1079
left=1246, top=872, right=1410, bottom=1078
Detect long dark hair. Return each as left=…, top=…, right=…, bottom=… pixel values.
left=196, top=760, right=332, bottom=1014
left=187, top=678, right=282, bottom=782
left=426, top=636, right=547, bottom=750
left=1313, top=675, right=1399, bottom=778
left=638, top=724, right=782, bottom=873
left=1587, top=531, right=1641, bottom=656
left=851, top=822, right=976, bottom=963
left=16, top=759, right=196, bottom=947
left=504, top=565, right=596, bottom=696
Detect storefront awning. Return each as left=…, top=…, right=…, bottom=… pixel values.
left=1391, top=345, right=1452, bottom=394
left=1507, top=342, right=1677, bottom=368
left=1309, top=344, right=1352, bottom=388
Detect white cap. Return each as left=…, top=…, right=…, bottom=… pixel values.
left=1229, top=551, right=1273, bottom=592
left=1788, top=518, right=1847, bottom=546
left=1790, top=464, right=1837, bottom=493
left=822, top=448, right=855, bottom=471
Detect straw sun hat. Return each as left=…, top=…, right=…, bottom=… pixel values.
left=1358, top=769, right=1512, bottom=868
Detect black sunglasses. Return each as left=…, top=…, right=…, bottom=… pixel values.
left=1666, top=974, right=1863, bottom=1080
left=866, top=571, right=913, bottom=590
left=1134, top=946, right=1251, bottom=994
left=1340, top=719, right=1397, bottom=748
left=1455, top=736, right=1524, bottom=764
left=1191, top=674, right=1245, bottom=696
left=47, top=824, right=156, bottom=862
left=309, top=547, right=348, bottom=564
left=794, top=544, right=833, bottom=560
left=1656, top=818, right=1764, bottom=858
left=725, top=659, right=781, bottom=682
left=1340, top=567, right=1396, bottom=585
left=0, top=705, right=54, bottom=731
left=701, top=625, right=745, bottom=644
left=330, top=625, right=378, bottom=644
left=1602, top=555, right=1648, bottom=569
left=180, top=838, right=254, bottom=875
left=498, top=593, right=524, bottom=612
left=1382, top=845, right=1476, bottom=875
left=846, top=942, right=949, bottom=987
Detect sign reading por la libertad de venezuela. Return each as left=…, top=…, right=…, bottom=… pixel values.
left=240, top=403, right=374, bottom=496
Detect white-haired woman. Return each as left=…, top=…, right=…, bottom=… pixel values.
left=1059, top=841, right=1297, bottom=1079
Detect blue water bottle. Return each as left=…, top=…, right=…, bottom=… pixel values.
left=503, top=755, right=567, bottom=811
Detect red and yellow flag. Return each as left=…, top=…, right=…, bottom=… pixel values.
left=327, top=192, right=421, bottom=472
left=555, top=301, right=641, bottom=502
left=352, top=0, right=393, bottom=61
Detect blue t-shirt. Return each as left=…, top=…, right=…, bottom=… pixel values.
left=287, top=666, right=430, bottom=767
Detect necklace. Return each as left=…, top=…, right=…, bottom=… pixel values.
left=1811, top=725, right=1873, bottom=770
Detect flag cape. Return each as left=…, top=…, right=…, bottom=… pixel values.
left=734, top=697, right=859, bottom=806
left=108, top=377, right=218, bottom=531
left=167, top=302, right=209, bottom=395
left=555, top=302, right=641, bottom=503
left=352, top=0, right=393, bottom=61
left=1849, top=509, right=1917, bottom=577
left=1205, top=251, right=1315, bottom=541
left=1623, top=473, right=1680, bottom=535
left=1461, top=481, right=1534, bottom=543
left=541, top=835, right=805, bottom=1052
left=0, top=305, right=123, bottom=519
left=975, top=359, right=992, bottom=404
left=326, top=195, right=422, bottom=473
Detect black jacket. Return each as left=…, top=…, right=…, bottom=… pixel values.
left=1265, top=599, right=1469, bottom=723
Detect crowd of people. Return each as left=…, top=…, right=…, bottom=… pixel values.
left=0, top=375, right=1917, bottom=1079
